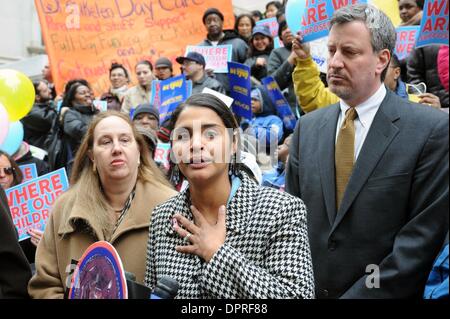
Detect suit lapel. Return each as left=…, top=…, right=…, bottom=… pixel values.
left=330, top=92, right=401, bottom=235
left=318, top=105, right=340, bottom=226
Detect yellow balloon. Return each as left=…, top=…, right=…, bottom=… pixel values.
left=0, top=69, right=35, bottom=121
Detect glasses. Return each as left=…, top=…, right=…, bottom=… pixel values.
left=0, top=167, right=14, bottom=175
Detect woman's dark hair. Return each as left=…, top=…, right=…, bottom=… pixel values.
left=266, top=1, right=282, bottom=12
left=249, top=33, right=274, bottom=57
left=0, top=150, right=23, bottom=187
left=63, top=79, right=90, bottom=97
left=62, top=82, right=91, bottom=108
left=234, top=14, right=256, bottom=35
left=251, top=10, right=264, bottom=21
left=415, top=0, right=424, bottom=10
left=136, top=60, right=154, bottom=72
left=390, top=53, right=401, bottom=68
left=110, top=63, right=130, bottom=80
left=170, top=94, right=239, bottom=132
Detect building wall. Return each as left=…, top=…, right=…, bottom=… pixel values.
left=0, top=0, right=43, bottom=63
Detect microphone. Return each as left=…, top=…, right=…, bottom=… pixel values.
left=150, top=276, right=179, bottom=299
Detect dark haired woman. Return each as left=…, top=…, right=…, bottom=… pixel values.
left=122, top=60, right=155, bottom=115
left=62, top=82, right=98, bottom=161
left=244, top=25, right=274, bottom=84
left=234, top=14, right=255, bottom=43
left=100, top=63, right=130, bottom=111
left=265, top=1, right=282, bottom=19
left=144, top=93, right=314, bottom=299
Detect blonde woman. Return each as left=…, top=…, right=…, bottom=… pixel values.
left=28, top=111, right=176, bottom=298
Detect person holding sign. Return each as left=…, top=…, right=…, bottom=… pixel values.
left=268, top=20, right=299, bottom=114
left=286, top=4, right=448, bottom=298
left=199, top=8, right=249, bottom=94
left=144, top=93, right=314, bottom=299
left=28, top=111, right=176, bottom=298
left=122, top=61, right=155, bottom=115
left=0, top=150, right=23, bottom=190
left=244, top=25, right=275, bottom=85
left=177, top=52, right=226, bottom=95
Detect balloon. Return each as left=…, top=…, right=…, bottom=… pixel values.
left=286, top=0, right=307, bottom=35
left=0, top=103, right=9, bottom=145
left=0, top=69, right=35, bottom=121
left=0, top=121, right=24, bottom=156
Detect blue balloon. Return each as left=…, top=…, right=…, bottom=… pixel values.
left=0, top=121, right=24, bottom=155
left=286, top=0, right=307, bottom=35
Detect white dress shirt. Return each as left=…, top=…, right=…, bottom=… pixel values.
left=335, top=85, right=387, bottom=161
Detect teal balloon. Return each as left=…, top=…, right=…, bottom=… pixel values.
left=0, top=121, right=24, bottom=155
left=286, top=0, right=307, bottom=35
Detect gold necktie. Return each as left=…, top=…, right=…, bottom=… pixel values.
left=335, top=107, right=358, bottom=210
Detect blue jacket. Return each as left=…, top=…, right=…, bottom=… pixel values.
left=424, top=243, right=449, bottom=299
left=241, top=86, right=284, bottom=146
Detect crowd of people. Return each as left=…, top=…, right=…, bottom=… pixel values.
left=0, top=1, right=448, bottom=299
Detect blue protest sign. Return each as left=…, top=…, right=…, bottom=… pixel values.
left=416, top=0, right=449, bottom=48
left=228, top=62, right=252, bottom=120
left=19, top=163, right=38, bottom=182
left=5, top=168, right=69, bottom=241
left=287, top=0, right=367, bottom=43
left=395, top=26, right=420, bottom=60
left=261, top=77, right=297, bottom=132
left=256, top=17, right=279, bottom=38
left=151, top=75, right=192, bottom=124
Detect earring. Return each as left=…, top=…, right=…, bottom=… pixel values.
left=171, top=165, right=180, bottom=185
left=229, top=153, right=238, bottom=176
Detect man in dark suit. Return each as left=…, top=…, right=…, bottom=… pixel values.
left=0, top=187, right=31, bottom=298
left=286, top=4, right=449, bottom=299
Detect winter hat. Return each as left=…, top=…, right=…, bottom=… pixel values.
left=202, top=8, right=224, bottom=24
left=132, top=104, right=159, bottom=121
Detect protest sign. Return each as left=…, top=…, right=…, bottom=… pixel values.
left=416, top=0, right=449, bottom=47
left=395, top=26, right=420, bottom=60
left=256, top=17, right=279, bottom=38
left=261, top=77, right=297, bottom=132
left=228, top=62, right=252, bottom=120
left=5, top=168, right=69, bottom=241
left=154, top=143, right=171, bottom=171
left=310, top=36, right=329, bottom=74
left=185, top=45, right=233, bottom=73
left=69, top=241, right=128, bottom=299
left=35, top=0, right=234, bottom=96
left=274, top=36, right=284, bottom=49
left=151, top=75, right=192, bottom=124
left=19, top=163, right=38, bottom=182
left=93, top=100, right=108, bottom=112
left=287, top=0, right=367, bottom=43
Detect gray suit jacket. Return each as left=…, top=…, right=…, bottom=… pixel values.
left=286, top=90, right=449, bottom=298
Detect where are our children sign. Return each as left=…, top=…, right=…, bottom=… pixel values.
left=5, top=168, right=69, bottom=241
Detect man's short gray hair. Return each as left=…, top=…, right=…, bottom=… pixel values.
left=330, top=4, right=396, bottom=81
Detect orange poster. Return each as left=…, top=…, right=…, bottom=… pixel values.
left=35, top=0, right=235, bottom=96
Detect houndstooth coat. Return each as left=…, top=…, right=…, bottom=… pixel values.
left=144, top=172, right=315, bottom=299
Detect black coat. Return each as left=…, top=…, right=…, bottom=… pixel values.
left=0, top=187, right=32, bottom=298
left=407, top=45, right=449, bottom=108
left=287, top=91, right=449, bottom=298
left=21, top=102, right=57, bottom=151
left=63, top=105, right=98, bottom=154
